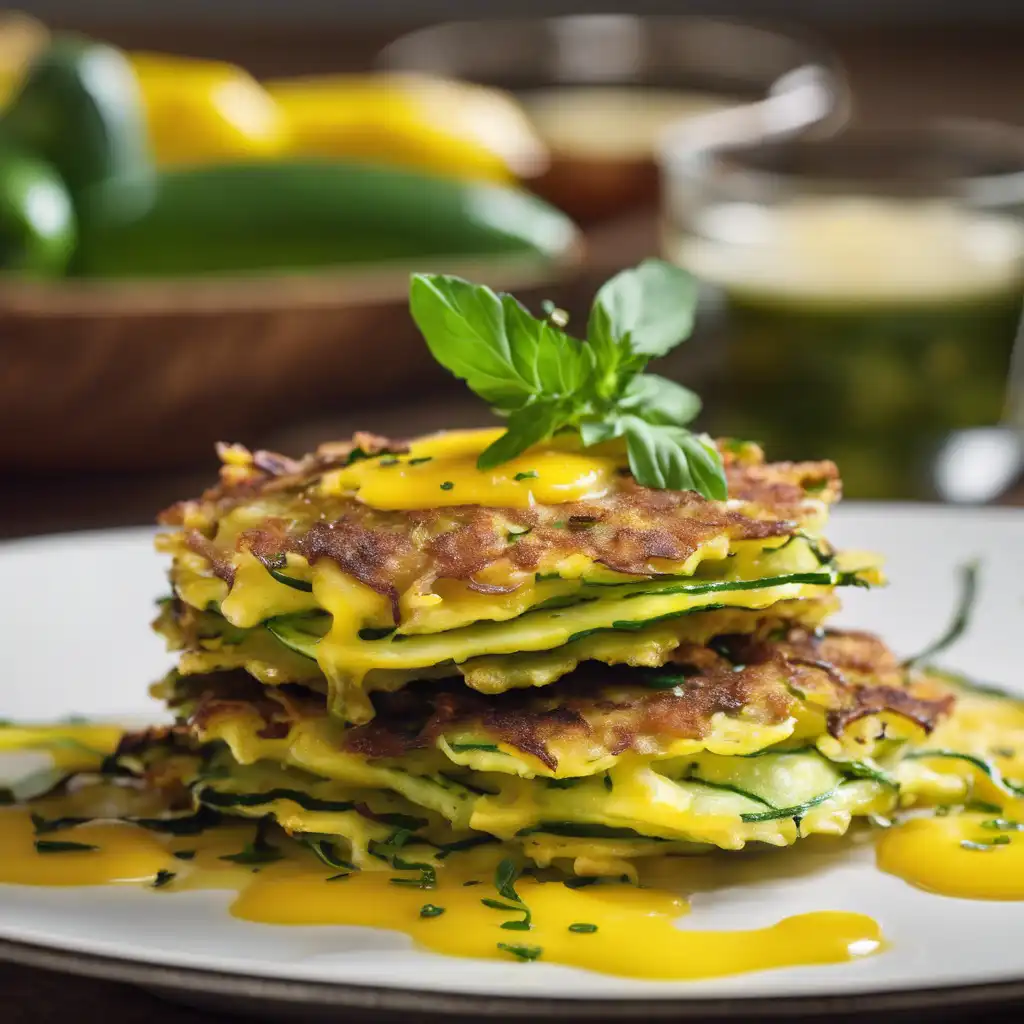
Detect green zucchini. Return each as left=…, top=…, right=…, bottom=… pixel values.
left=253, top=566, right=863, bottom=672
left=74, top=161, right=578, bottom=278
left=0, top=34, right=153, bottom=260
left=902, top=750, right=1024, bottom=796
left=196, top=785, right=361, bottom=813
left=739, top=789, right=839, bottom=823
left=688, top=749, right=843, bottom=821
left=516, top=822, right=658, bottom=840
left=265, top=613, right=330, bottom=659
left=301, top=837, right=355, bottom=871
left=267, top=568, right=313, bottom=593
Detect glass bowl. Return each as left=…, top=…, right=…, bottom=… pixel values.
left=379, top=15, right=846, bottom=223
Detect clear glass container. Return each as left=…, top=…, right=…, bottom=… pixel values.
left=661, top=122, right=1024, bottom=500
left=379, top=15, right=846, bottom=222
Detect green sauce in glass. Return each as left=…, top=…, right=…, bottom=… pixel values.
left=675, top=197, right=1024, bottom=499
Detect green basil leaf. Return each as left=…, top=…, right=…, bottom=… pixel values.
left=585, top=301, right=640, bottom=398
left=620, top=373, right=701, bottom=426
left=678, top=432, right=728, bottom=500
left=623, top=418, right=726, bottom=498
left=588, top=259, right=698, bottom=361
left=411, top=275, right=591, bottom=417
left=501, top=295, right=591, bottom=399
left=477, top=399, right=568, bottom=470
left=409, top=275, right=538, bottom=411
left=579, top=419, right=621, bottom=447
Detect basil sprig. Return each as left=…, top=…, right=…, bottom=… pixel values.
left=409, top=260, right=726, bottom=499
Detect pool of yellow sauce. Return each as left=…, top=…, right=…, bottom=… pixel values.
left=877, top=805, right=1024, bottom=900
left=0, top=806, right=880, bottom=981
left=319, top=428, right=623, bottom=510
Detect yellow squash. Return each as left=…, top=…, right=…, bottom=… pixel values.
left=129, top=52, right=289, bottom=166
left=267, top=72, right=548, bottom=183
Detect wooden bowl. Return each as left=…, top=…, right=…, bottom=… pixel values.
left=0, top=250, right=582, bottom=471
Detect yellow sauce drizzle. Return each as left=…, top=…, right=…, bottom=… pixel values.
left=877, top=806, right=1024, bottom=900
left=319, top=428, right=621, bottom=510
left=0, top=807, right=881, bottom=980
left=0, top=724, right=122, bottom=771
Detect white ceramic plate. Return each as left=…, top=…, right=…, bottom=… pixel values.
left=1, top=505, right=1023, bottom=1019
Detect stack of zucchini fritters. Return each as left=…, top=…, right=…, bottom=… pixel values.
left=123, top=429, right=961, bottom=879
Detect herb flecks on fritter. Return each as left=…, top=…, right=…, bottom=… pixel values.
left=160, top=439, right=838, bottom=604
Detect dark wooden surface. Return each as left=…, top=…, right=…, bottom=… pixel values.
left=2, top=17, right=1024, bottom=1022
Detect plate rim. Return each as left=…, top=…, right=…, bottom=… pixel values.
left=4, top=934, right=1024, bottom=1019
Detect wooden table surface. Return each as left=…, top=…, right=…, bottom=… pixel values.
left=3, top=16, right=1024, bottom=1023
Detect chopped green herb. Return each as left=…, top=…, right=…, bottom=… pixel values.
left=369, top=829, right=437, bottom=890
left=481, top=898, right=520, bottom=913
left=513, top=471, right=538, bottom=481
left=379, top=456, right=400, bottom=466
left=326, top=873, right=352, bottom=882
left=434, top=835, right=501, bottom=858
left=345, top=445, right=403, bottom=466
left=30, top=812, right=89, bottom=835
left=463, top=880, right=480, bottom=887
left=500, top=920, right=531, bottom=932
left=152, top=869, right=176, bottom=889
left=981, top=819, right=1024, bottom=832
left=440, top=481, right=455, bottom=491
left=967, top=801, right=1003, bottom=814
left=172, top=850, right=197, bottom=861
left=420, top=904, right=446, bottom=918
left=568, top=923, right=598, bottom=934
left=497, top=943, right=542, bottom=962
left=603, top=773, right=613, bottom=792
left=448, top=742, right=500, bottom=753
left=495, top=858, right=522, bottom=903
left=990, top=835, right=1012, bottom=846
left=409, top=456, right=433, bottom=465
left=563, top=877, right=600, bottom=889
left=34, top=840, right=98, bottom=854
left=489, top=857, right=532, bottom=930
left=219, top=817, right=284, bottom=865
left=961, top=840, right=999, bottom=852
left=219, top=845, right=284, bottom=866
left=902, top=561, right=979, bottom=669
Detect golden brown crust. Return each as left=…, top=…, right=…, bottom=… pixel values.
left=160, top=432, right=406, bottom=526
left=226, top=485, right=795, bottom=611
left=165, top=627, right=953, bottom=773
left=163, top=432, right=840, bottom=622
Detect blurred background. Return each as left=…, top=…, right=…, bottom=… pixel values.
left=2, top=0, right=1024, bottom=537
